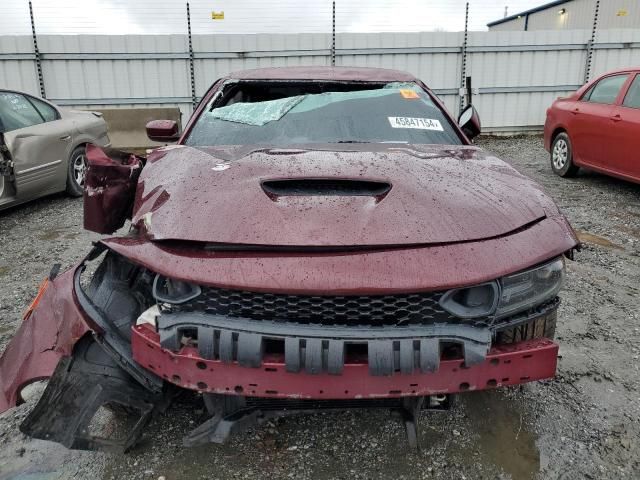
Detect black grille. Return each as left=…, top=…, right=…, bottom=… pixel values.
left=162, top=286, right=469, bottom=326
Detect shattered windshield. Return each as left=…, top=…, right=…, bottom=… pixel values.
left=185, top=82, right=463, bottom=146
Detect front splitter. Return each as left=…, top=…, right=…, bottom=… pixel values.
left=132, top=324, right=558, bottom=399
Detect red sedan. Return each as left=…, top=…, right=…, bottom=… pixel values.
left=544, top=67, right=640, bottom=183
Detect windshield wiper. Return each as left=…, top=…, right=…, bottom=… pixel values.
left=335, top=140, right=371, bottom=143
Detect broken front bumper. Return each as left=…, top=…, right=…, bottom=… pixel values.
left=133, top=323, right=558, bottom=398
left=156, top=312, right=493, bottom=376
left=0, top=254, right=559, bottom=413
left=0, top=250, right=559, bottom=452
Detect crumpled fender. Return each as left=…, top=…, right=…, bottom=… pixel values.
left=0, top=266, right=90, bottom=413
left=84, top=144, right=144, bottom=235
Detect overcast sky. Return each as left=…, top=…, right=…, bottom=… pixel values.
left=2, top=0, right=543, bottom=35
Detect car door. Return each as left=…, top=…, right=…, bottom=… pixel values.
left=570, top=73, right=629, bottom=170
left=607, top=73, right=640, bottom=181
left=0, top=91, right=75, bottom=199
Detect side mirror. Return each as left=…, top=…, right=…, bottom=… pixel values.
left=458, top=105, right=481, bottom=140
left=146, top=119, right=180, bottom=143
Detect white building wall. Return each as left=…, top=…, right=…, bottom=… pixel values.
left=488, top=16, right=527, bottom=32
left=597, top=1, right=640, bottom=29
left=489, top=0, right=639, bottom=31
left=526, top=0, right=596, bottom=30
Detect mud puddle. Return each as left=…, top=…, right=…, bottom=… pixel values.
left=36, top=229, right=78, bottom=241
left=459, top=393, right=541, bottom=479
left=574, top=230, right=624, bottom=250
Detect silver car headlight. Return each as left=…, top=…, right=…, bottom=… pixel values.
left=495, top=257, right=565, bottom=319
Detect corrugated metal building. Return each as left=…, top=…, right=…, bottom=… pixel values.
left=488, top=0, right=639, bottom=31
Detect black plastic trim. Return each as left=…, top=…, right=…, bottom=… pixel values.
left=157, top=312, right=492, bottom=376
left=73, top=245, right=164, bottom=393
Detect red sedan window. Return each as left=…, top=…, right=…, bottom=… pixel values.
left=582, top=74, right=628, bottom=104
left=622, top=75, right=640, bottom=109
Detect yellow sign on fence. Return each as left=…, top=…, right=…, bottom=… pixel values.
left=211, top=11, right=225, bottom=20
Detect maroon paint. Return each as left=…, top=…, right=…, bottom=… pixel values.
left=544, top=67, right=640, bottom=184
left=131, top=145, right=561, bottom=247
left=84, top=144, right=143, bottom=234
left=132, top=324, right=558, bottom=399
left=0, top=267, right=90, bottom=413
left=145, top=119, right=179, bottom=139
left=101, top=212, right=575, bottom=295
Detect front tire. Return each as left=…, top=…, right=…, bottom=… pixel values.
left=66, top=145, right=87, bottom=197
left=550, top=132, right=579, bottom=178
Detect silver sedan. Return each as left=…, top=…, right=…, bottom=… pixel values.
left=0, top=89, right=110, bottom=211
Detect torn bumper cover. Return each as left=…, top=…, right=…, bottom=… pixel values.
left=0, top=267, right=90, bottom=412
left=20, top=337, right=166, bottom=453
left=0, top=255, right=167, bottom=452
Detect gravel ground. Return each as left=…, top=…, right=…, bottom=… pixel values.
left=0, top=136, right=639, bottom=480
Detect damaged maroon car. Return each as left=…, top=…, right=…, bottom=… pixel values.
left=0, top=67, right=578, bottom=451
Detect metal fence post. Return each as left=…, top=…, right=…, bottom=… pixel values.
left=186, top=2, right=197, bottom=110
left=331, top=1, right=336, bottom=66
left=584, top=0, right=600, bottom=83
left=29, top=0, right=46, bottom=98
left=458, top=2, right=469, bottom=115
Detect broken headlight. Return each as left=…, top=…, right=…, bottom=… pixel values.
left=495, top=257, right=565, bottom=319
left=153, top=275, right=201, bottom=304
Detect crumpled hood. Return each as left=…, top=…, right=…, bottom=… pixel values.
left=132, top=144, right=556, bottom=246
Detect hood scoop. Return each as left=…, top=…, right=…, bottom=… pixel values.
left=261, top=178, right=391, bottom=199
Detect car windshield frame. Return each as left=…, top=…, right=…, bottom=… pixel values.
left=182, top=79, right=465, bottom=148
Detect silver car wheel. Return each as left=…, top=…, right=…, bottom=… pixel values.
left=552, top=139, right=568, bottom=170
left=72, top=153, right=87, bottom=187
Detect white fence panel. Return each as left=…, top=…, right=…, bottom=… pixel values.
left=466, top=30, right=592, bottom=130
left=39, top=34, right=191, bottom=106
left=591, top=29, right=640, bottom=79
left=192, top=33, right=331, bottom=98
left=0, top=36, right=40, bottom=96
left=1, top=29, right=639, bottom=132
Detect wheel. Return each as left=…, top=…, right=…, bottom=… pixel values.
left=550, top=132, right=579, bottom=178
left=66, top=145, right=87, bottom=197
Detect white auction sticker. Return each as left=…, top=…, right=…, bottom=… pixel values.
left=388, top=117, right=443, bottom=131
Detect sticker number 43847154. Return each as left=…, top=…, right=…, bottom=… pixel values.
left=388, top=117, right=443, bottom=131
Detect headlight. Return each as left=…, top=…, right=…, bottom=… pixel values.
left=495, top=257, right=565, bottom=319
left=439, top=282, right=499, bottom=319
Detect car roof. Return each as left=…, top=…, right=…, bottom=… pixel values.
left=225, top=66, right=418, bottom=83
left=595, top=67, right=640, bottom=77
left=0, top=88, right=60, bottom=109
